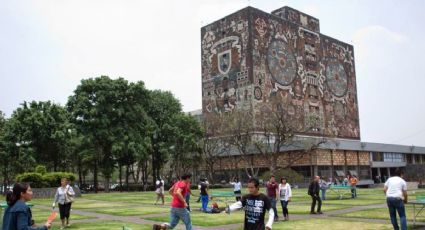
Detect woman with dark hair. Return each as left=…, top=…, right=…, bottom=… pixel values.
left=2, top=183, right=52, bottom=229
left=278, top=177, right=292, bottom=221
left=52, top=178, right=75, bottom=229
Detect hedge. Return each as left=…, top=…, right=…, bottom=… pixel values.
left=16, top=172, right=77, bottom=188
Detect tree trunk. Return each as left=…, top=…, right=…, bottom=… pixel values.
left=105, top=177, right=110, bottom=193
left=118, top=163, right=123, bottom=192
left=93, top=159, right=98, bottom=193
left=125, top=164, right=130, bottom=191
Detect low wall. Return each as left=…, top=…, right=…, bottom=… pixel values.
left=32, top=187, right=82, bottom=199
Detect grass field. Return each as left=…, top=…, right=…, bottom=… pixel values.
left=5, top=187, right=423, bottom=230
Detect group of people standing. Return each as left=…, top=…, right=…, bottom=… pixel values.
left=2, top=178, right=75, bottom=230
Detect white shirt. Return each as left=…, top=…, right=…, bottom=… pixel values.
left=385, top=176, right=407, bottom=199
left=230, top=181, right=242, bottom=191
left=278, top=183, right=292, bottom=201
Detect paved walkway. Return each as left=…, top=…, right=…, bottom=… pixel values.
left=34, top=201, right=425, bottom=230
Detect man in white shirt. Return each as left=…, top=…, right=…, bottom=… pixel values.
left=384, top=168, right=408, bottom=230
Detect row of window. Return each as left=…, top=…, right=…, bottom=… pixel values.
left=372, top=152, right=425, bottom=163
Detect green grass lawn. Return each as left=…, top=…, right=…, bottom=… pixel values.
left=336, top=207, right=425, bottom=223
left=88, top=205, right=170, bottom=216
left=248, top=218, right=398, bottom=230
left=31, top=207, right=93, bottom=223
left=23, top=187, right=425, bottom=229
left=146, top=210, right=246, bottom=226
left=47, top=221, right=151, bottom=230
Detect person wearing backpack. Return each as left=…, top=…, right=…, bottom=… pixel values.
left=155, top=177, right=165, bottom=205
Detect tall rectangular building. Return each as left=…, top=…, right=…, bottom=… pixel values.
left=201, top=6, right=360, bottom=140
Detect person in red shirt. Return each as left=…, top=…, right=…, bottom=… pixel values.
left=266, top=175, right=279, bottom=221
left=153, top=174, right=193, bottom=230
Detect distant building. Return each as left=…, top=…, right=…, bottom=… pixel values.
left=197, top=6, right=425, bottom=183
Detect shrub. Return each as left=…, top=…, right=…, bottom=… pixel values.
left=43, top=172, right=76, bottom=187
left=16, top=172, right=77, bottom=188
left=35, top=165, right=47, bottom=175
left=16, top=173, right=46, bottom=188
left=261, top=168, right=304, bottom=184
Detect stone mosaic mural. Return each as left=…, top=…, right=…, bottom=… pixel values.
left=201, top=6, right=360, bottom=140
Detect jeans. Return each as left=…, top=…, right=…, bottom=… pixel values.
left=351, top=186, right=357, bottom=198
left=386, top=197, right=407, bottom=230
left=321, top=189, right=326, bottom=200
left=168, top=207, right=192, bottom=230
left=269, top=197, right=278, bottom=218
left=280, top=200, right=289, bottom=217
left=185, top=194, right=191, bottom=211
left=234, top=190, right=241, bottom=201
left=201, top=195, right=209, bottom=211
left=310, top=195, right=322, bottom=213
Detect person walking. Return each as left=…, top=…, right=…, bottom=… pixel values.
left=319, top=177, right=329, bottom=201
left=153, top=173, right=193, bottom=230
left=266, top=175, right=279, bottom=221
left=230, top=177, right=242, bottom=201
left=185, top=181, right=197, bottom=212
left=199, top=178, right=209, bottom=212
left=2, top=183, right=52, bottom=229
left=278, top=177, right=292, bottom=221
left=308, top=176, right=322, bottom=214
left=53, top=178, right=75, bottom=229
left=384, top=168, right=408, bottom=230
left=226, top=178, right=274, bottom=230
left=155, top=177, right=165, bottom=205
left=350, top=175, right=358, bottom=198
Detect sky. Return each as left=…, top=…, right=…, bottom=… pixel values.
left=1, top=0, right=425, bottom=147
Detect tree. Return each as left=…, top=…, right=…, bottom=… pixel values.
left=67, top=76, right=151, bottom=192
left=4, top=101, right=71, bottom=171
left=201, top=113, right=222, bottom=184
left=145, top=90, right=182, bottom=184
left=253, top=95, right=327, bottom=176
left=223, top=109, right=260, bottom=178
left=168, top=113, right=203, bottom=179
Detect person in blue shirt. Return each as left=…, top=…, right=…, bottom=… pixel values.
left=2, top=183, right=52, bottom=230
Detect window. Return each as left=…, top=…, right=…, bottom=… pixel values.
left=372, top=152, right=383, bottom=161
left=383, top=152, right=404, bottom=163
left=406, top=154, right=413, bottom=164
left=414, top=154, right=422, bottom=164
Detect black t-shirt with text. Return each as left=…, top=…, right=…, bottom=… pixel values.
left=241, top=193, right=271, bottom=230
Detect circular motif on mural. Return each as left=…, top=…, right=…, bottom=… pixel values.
left=266, top=39, right=297, bottom=86
left=325, top=59, right=348, bottom=97
left=254, top=86, right=262, bottom=100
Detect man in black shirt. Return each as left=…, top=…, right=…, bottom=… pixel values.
left=308, top=176, right=322, bottom=214
left=226, top=178, right=274, bottom=230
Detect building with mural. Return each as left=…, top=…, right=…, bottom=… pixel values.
left=198, top=6, right=425, bottom=184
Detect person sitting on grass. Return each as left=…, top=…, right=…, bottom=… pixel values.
left=225, top=177, right=274, bottom=230
left=203, top=201, right=223, bottom=214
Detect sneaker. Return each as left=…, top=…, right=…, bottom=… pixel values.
left=66, top=223, right=70, bottom=227
left=317, top=211, right=323, bottom=214
left=310, top=211, right=317, bottom=214
left=152, top=224, right=161, bottom=230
